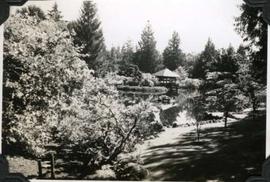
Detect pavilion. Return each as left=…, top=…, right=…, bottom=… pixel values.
left=154, top=68, right=180, bottom=84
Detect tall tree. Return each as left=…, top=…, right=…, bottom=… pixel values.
left=191, top=39, right=218, bottom=79
left=215, top=45, right=239, bottom=75
left=48, top=3, right=63, bottom=21
left=69, top=1, right=105, bottom=72
left=134, top=22, right=161, bottom=73
left=163, top=31, right=185, bottom=71
left=235, top=4, right=267, bottom=84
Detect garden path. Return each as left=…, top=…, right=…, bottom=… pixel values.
left=134, top=111, right=247, bottom=181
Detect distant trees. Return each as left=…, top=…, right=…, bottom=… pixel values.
left=163, top=32, right=185, bottom=71
left=69, top=1, right=105, bottom=73
left=191, top=39, right=218, bottom=79
left=201, top=45, right=248, bottom=128
left=48, top=3, right=63, bottom=21
left=134, top=22, right=162, bottom=73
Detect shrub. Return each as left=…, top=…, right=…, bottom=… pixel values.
left=114, top=159, right=148, bottom=180
left=139, top=73, right=158, bottom=87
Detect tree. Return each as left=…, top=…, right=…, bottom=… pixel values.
left=215, top=45, right=239, bottom=76
left=48, top=3, right=63, bottom=21
left=134, top=22, right=161, bottom=73
left=121, top=40, right=135, bottom=66
left=16, top=5, right=46, bottom=21
left=235, top=4, right=267, bottom=85
left=191, top=39, right=218, bottom=79
left=163, top=32, right=185, bottom=71
left=69, top=1, right=105, bottom=72
left=3, top=13, right=90, bottom=157
left=4, top=13, right=158, bottom=173
left=236, top=45, right=263, bottom=115
left=104, top=46, right=122, bottom=73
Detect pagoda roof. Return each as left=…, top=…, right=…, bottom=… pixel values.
left=154, top=68, right=180, bottom=78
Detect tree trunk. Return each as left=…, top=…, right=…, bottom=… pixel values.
left=196, top=122, right=200, bottom=142
left=224, top=111, right=228, bottom=128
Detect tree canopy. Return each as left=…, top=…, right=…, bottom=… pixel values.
left=69, top=1, right=105, bottom=74
left=134, top=22, right=162, bottom=73
left=163, top=32, right=185, bottom=71
left=235, top=4, right=267, bottom=84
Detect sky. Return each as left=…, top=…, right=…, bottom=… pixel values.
left=11, top=0, right=245, bottom=54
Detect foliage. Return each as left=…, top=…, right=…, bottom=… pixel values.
left=175, top=66, right=188, bottom=80
left=3, top=14, right=89, bottom=157
left=178, top=78, right=203, bottom=90
left=163, top=32, right=186, bottom=71
left=118, top=64, right=142, bottom=83
left=235, top=4, right=267, bottom=84
left=120, top=40, right=135, bottom=66
left=16, top=5, right=46, bottom=21
left=69, top=0, right=105, bottom=73
left=57, top=94, right=156, bottom=168
left=204, top=72, right=248, bottom=127
left=48, top=3, right=63, bottom=22
left=4, top=13, right=159, bottom=171
left=139, top=73, right=158, bottom=87
left=134, top=21, right=162, bottom=73
left=236, top=45, right=263, bottom=112
left=191, top=39, right=218, bottom=79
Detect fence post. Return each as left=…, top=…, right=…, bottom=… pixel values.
left=37, top=159, right=42, bottom=178
left=50, top=152, right=55, bottom=179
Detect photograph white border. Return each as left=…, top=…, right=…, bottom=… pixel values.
left=0, top=1, right=269, bottom=181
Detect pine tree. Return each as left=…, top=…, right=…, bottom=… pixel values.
left=134, top=21, right=161, bottom=73
left=70, top=1, right=105, bottom=72
left=163, top=31, right=185, bottom=71
left=191, top=38, right=218, bottom=79
left=48, top=3, right=63, bottom=21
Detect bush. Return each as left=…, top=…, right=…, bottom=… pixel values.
left=85, top=165, right=117, bottom=180
left=179, top=78, right=203, bottom=89
left=114, top=159, right=148, bottom=180
left=160, top=106, right=183, bottom=126
left=139, top=73, right=158, bottom=87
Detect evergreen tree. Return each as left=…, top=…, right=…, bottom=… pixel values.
left=191, top=39, right=218, bottom=79
left=215, top=45, right=239, bottom=75
left=70, top=1, right=105, bottom=72
left=235, top=4, right=267, bottom=84
left=121, top=40, right=135, bottom=66
left=134, top=21, right=161, bottom=73
left=163, top=31, right=185, bottom=71
left=48, top=3, right=63, bottom=21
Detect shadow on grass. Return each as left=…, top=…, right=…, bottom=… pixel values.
left=142, top=110, right=266, bottom=181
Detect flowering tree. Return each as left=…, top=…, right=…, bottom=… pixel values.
left=3, top=13, right=92, bottom=157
